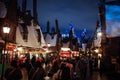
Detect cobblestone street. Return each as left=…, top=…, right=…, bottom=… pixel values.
left=87, top=71, right=107, bottom=80
left=87, top=71, right=120, bottom=80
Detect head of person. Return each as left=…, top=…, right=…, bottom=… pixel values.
left=11, top=60, right=18, bottom=68
left=35, top=61, right=42, bottom=68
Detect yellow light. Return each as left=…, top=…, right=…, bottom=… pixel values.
left=97, top=32, right=102, bottom=37
left=14, top=49, right=17, bottom=52
left=47, top=43, right=51, bottom=47
left=17, top=47, right=22, bottom=52
left=94, top=49, right=99, bottom=53
left=61, top=47, right=70, bottom=51
left=98, top=53, right=102, bottom=57
left=3, top=26, right=10, bottom=33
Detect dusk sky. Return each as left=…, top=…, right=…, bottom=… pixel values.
left=18, top=0, right=114, bottom=36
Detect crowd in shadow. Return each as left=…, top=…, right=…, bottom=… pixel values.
left=3, top=54, right=106, bottom=80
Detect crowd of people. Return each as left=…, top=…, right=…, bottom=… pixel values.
left=3, top=54, right=102, bottom=80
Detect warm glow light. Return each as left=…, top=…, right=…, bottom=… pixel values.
left=47, top=43, right=51, bottom=47
left=46, top=50, right=49, bottom=53
left=1, top=26, right=11, bottom=80
left=14, top=49, right=17, bottom=52
left=17, top=47, right=22, bottom=52
left=94, top=49, right=99, bottom=53
left=97, top=32, right=102, bottom=37
left=3, top=26, right=10, bottom=34
left=98, top=53, right=102, bottom=58
left=61, top=47, right=70, bottom=51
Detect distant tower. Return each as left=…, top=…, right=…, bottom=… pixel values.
left=69, top=23, right=74, bottom=50
left=98, top=0, right=106, bottom=43
left=98, top=0, right=106, bottom=58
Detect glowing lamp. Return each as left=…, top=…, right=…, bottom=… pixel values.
left=97, top=32, right=102, bottom=37
left=3, top=26, right=10, bottom=34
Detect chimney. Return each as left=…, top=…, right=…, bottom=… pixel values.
left=22, top=0, right=26, bottom=13
left=55, top=19, right=59, bottom=34
left=33, top=0, right=37, bottom=25
left=6, top=0, right=17, bottom=24
left=47, top=21, right=50, bottom=33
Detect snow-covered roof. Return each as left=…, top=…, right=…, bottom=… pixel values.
left=35, top=25, right=46, bottom=47
left=16, top=21, right=46, bottom=48
left=45, top=33, right=57, bottom=46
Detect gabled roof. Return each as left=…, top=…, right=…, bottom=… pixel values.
left=45, top=33, right=57, bottom=46
left=16, top=20, right=46, bottom=48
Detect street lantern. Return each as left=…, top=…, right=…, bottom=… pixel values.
left=3, top=26, right=10, bottom=34
left=1, top=26, right=10, bottom=80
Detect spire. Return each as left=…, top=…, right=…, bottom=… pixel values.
left=98, top=0, right=106, bottom=31
left=98, top=0, right=106, bottom=44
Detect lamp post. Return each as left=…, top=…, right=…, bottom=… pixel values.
left=1, top=26, right=10, bottom=80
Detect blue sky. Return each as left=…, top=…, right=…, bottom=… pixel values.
left=37, top=0, right=98, bottom=36
left=18, top=0, right=114, bottom=37
left=105, top=4, right=120, bottom=37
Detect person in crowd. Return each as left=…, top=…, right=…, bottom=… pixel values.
left=66, top=61, right=74, bottom=79
left=48, top=59, right=59, bottom=77
left=25, top=58, right=32, bottom=76
left=29, top=61, right=46, bottom=80
left=51, top=61, right=71, bottom=80
left=31, top=55, right=36, bottom=67
left=75, top=55, right=88, bottom=80
left=81, top=55, right=88, bottom=80
left=89, top=57, right=94, bottom=75
left=60, top=62, right=71, bottom=80
left=99, top=58, right=105, bottom=77
left=75, top=58, right=82, bottom=80
left=4, top=60, right=23, bottom=80
left=20, top=62, right=28, bottom=80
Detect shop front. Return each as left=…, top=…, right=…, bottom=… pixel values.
left=59, top=48, right=71, bottom=60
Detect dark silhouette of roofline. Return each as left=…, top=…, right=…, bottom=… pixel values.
left=105, top=1, right=120, bottom=5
